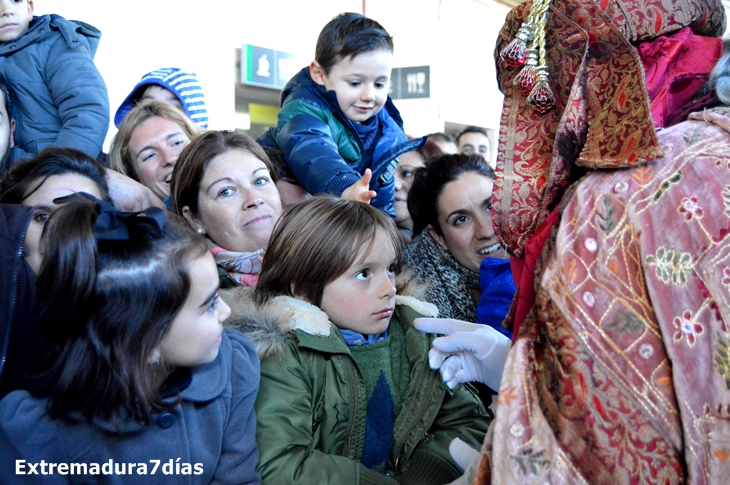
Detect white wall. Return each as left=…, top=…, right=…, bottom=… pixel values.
left=35, top=0, right=509, bottom=152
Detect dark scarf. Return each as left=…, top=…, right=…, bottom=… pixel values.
left=403, top=232, right=480, bottom=322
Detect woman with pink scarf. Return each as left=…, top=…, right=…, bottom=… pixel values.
left=172, top=130, right=282, bottom=288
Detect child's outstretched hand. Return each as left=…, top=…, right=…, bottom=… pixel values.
left=341, top=169, right=377, bottom=204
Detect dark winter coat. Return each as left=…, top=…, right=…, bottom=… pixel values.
left=0, top=14, right=109, bottom=164
left=0, top=204, right=34, bottom=399
left=0, top=330, right=261, bottom=484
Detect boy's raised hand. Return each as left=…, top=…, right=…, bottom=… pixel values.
left=414, top=317, right=511, bottom=391
left=341, top=168, right=377, bottom=204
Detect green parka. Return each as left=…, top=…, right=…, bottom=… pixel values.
left=225, top=291, right=490, bottom=485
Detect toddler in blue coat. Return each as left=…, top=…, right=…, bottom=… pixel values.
left=0, top=0, right=109, bottom=164
left=258, top=12, right=423, bottom=217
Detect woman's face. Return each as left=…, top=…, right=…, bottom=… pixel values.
left=22, top=174, right=103, bottom=274
left=430, top=171, right=507, bottom=273
left=393, top=150, right=425, bottom=226
left=184, top=148, right=283, bottom=253
left=128, top=116, right=191, bottom=200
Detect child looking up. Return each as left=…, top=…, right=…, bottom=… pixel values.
left=259, top=13, right=424, bottom=217
left=228, top=196, right=489, bottom=485
left=0, top=0, right=109, bottom=164
left=0, top=194, right=261, bottom=484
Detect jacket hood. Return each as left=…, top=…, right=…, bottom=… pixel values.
left=0, top=15, right=100, bottom=55
left=223, top=280, right=437, bottom=360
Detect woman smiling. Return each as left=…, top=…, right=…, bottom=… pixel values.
left=404, top=154, right=507, bottom=322
left=172, top=130, right=283, bottom=288
left=109, top=100, right=203, bottom=201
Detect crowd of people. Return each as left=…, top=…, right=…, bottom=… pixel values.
left=0, top=0, right=728, bottom=483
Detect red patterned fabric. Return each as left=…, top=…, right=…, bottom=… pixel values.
left=493, top=0, right=725, bottom=259
left=477, top=108, right=730, bottom=484
left=639, top=27, right=723, bottom=128
left=510, top=207, right=559, bottom=336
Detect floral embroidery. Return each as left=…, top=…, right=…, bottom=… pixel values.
left=632, top=165, right=653, bottom=186
left=596, top=195, right=617, bottom=234
left=510, top=448, right=550, bottom=476
left=672, top=310, right=703, bottom=345
left=645, top=247, right=693, bottom=286
left=499, top=387, right=518, bottom=406
left=683, top=127, right=702, bottom=145
left=652, top=172, right=682, bottom=203
left=678, top=196, right=703, bottom=220
left=510, top=424, right=525, bottom=437
left=604, top=310, right=645, bottom=337
left=713, top=333, right=730, bottom=392
left=583, top=292, right=595, bottom=307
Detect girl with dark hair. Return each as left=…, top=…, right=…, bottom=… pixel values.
left=0, top=147, right=110, bottom=274
left=0, top=194, right=261, bottom=484
left=226, top=196, right=488, bottom=485
left=404, top=154, right=509, bottom=324
left=0, top=147, right=111, bottom=398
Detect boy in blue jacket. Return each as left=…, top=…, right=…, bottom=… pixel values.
left=259, top=12, right=423, bottom=217
left=0, top=0, right=109, bottom=164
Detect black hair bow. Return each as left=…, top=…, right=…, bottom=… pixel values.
left=53, top=192, right=167, bottom=241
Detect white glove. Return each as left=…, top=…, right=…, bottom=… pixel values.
left=449, top=437, right=480, bottom=472
left=414, top=317, right=511, bottom=391
left=446, top=438, right=482, bottom=485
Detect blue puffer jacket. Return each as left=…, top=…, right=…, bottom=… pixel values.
left=259, top=67, right=424, bottom=217
left=0, top=15, right=109, bottom=164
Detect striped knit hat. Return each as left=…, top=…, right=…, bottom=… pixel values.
left=114, top=68, right=208, bottom=128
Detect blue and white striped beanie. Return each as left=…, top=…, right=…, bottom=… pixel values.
left=114, top=68, right=208, bottom=128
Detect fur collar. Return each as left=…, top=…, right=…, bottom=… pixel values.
left=222, top=281, right=437, bottom=360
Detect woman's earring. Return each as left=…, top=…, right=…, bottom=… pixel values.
left=155, top=357, right=161, bottom=366
left=197, top=228, right=204, bottom=235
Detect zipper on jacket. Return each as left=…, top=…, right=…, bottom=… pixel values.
left=0, top=214, right=30, bottom=380
left=343, top=358, right=359, bottom=457
left=393, top=374, right=441, bottom=472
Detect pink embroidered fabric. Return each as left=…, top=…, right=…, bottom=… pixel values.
left=477, top=108, right=730, bottom=484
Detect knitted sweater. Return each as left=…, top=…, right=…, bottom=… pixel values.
left=348, top=323, right=410, bottom=471
left=403, top=232, right=481, bottom=322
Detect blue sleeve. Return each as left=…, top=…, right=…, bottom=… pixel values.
left=476, top=258, right=515, bottom=338
left=45, top=34, right=109, bottom=158
left=215, top=331, right=262, bottom=485
left=277, top=108, right=361, bottom=197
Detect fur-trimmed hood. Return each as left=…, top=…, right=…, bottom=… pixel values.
left=222, top=278, right=438, bottom=360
